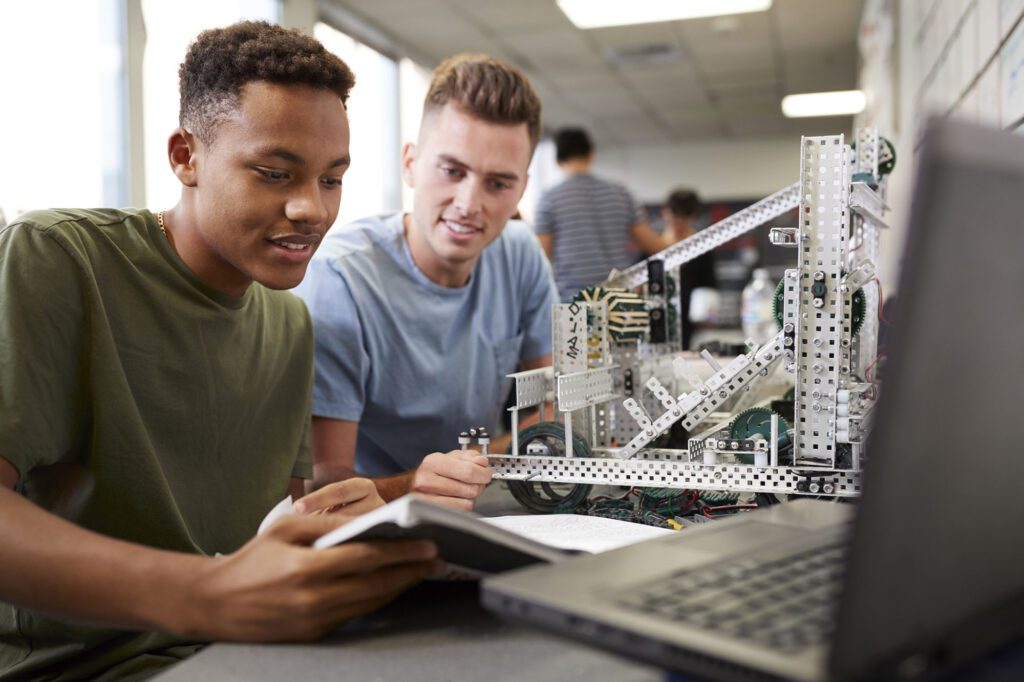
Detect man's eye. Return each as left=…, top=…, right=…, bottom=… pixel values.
left=441, top=166, right=463, bottom=178
left=321, top=177, right=343, bottom=188
left=491, top=180, right=511, bottom=191
left=258, top=168, right=288, bottom=181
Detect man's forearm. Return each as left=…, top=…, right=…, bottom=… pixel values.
left=372, top=471, right=415, bottom=502
left=312, top=459, right=412, bottom=502
left=0, top=486, right=207, bottom=637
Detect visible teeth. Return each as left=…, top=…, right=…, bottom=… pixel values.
left=273, top=240, right=309, bottom=251
left=445, top=220, right=475, bottom=234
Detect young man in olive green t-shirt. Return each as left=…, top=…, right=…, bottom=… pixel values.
left=0, top=22, right=442, bottom=680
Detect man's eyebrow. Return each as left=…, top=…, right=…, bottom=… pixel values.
left=255, top=147, right=350, bottom=168
left=438, top=154, right=520, bottom=182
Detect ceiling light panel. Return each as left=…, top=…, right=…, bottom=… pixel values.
left=557, top=0, right=772, bottom=29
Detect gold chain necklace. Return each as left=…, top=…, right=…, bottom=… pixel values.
left=156, top=210, right=166, bottom=236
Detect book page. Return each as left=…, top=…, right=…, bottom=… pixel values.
left=258, top=495, right=294, bottom=535
left=481, top=514, right=674, bottom=554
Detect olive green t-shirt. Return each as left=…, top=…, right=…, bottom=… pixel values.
left=0, top=208, right=314, bottom=680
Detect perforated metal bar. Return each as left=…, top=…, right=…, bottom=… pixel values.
left=508, top=367, right=552, bottom=409
left=603, top=183, right=801, bottom=289
left=849, top=182, right=889, bottom=228
left=556, top=366, right=618, bottom=412
left=489, top=454, right=861, bottom=497
left=794, top=136, right=849, bottom=467
left=553, top=302, right=587, bottom=378
left=616, top=332, right=786, bottom=459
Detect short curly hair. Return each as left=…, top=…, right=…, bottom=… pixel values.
left=424, top=53, right=542, bottom=150
left=179, top=21, right=355, bottom=143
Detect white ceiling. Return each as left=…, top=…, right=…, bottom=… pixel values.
left=322, top=0, right=865, bottom=145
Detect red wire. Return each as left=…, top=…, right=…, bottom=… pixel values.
left=701, top=504, right=758, bottom=518
left=872, top=278, right=891, bottom=325
left=849, top=230, right=864, bottom=252
left=863, top=353, right=886, bottom=399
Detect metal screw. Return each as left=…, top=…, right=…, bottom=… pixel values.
left=813, top=338, right=823, bottom=347
left=814, top=271, right=825, bottom=281
left=813, top=297, right=824, bottom=308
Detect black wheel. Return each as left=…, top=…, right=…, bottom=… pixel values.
left=507, top=421, right=593, bottom=513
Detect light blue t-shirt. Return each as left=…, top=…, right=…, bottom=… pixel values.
left=292, top=213, right=556, bottom=476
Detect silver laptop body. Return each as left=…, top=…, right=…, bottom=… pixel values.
left=483, top=119, right=1024, bottom=681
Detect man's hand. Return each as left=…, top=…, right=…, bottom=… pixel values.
left=409, top=450, right=493, bottom=511
left=187, top=513, right=441, bottom=642
left=293, top=477, right=384, bottom=517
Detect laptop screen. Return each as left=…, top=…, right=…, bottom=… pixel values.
left=831, top=119, right=1024, bottom=679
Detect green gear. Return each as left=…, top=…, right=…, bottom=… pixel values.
left=665, top=274, right=677, bottom=299
left=729, top=407, right=791, bottom=465
left=773, top=277, right=866, bottom=337
left=878, top=137, right=896, bottom=177
left=850, top=136, right=897, bottom=180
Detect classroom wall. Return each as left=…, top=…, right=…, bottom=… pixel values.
left=861, top=0, right=1024, bottom=290
left=590, top=136, right=803, bottom=205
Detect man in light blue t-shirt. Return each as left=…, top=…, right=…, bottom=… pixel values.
left=293, top=53, right=555, bottom=510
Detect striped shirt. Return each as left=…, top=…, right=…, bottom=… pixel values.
left=534, top=173, right=645, bottom=302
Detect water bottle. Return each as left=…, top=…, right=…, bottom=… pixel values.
left=741, top=268, right=776, bottom=345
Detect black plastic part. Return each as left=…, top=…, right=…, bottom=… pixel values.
left=647, top=259, right=665, bottom=295
left=648, top=306, right=667, bottom=343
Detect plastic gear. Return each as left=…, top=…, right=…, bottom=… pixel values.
left=878, top=137, right=896, bottom=177
left=728, top=407, right=791, bottom=465
left=773, top=277, right=866, bottom=337
left=850, top=136, right=897, bottom=180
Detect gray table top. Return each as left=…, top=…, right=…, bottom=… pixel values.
left=155, top=483, right=665, bottom=681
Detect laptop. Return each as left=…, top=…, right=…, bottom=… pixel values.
left=482, top=119, right=1024, bottom=682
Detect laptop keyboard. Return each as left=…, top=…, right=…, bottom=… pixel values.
left=617, top=542, right=845, bottom=652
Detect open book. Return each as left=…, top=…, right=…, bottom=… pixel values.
left=263, top=494, right=674, bottom=574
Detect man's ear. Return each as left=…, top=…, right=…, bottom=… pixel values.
left=400, top=141, right=417, bottom=189
left=168, top=128, right=200, bottom=188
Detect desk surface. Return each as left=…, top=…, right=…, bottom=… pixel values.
left=155, top=484, right=665, bottom=682
left=154, top=581, right=663, bottom=682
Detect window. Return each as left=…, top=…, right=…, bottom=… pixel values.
left=141, top=0, right=279, bottom=211
left=521, top=138, right=560, bottom=225
left=314, top=23, right=399, bottom=229
left=0, top=0, right=127, bottom=221
left=399, top=58, right=431, bottom=213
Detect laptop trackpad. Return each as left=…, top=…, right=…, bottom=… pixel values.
left=667, top=521, right=806, bottom=556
